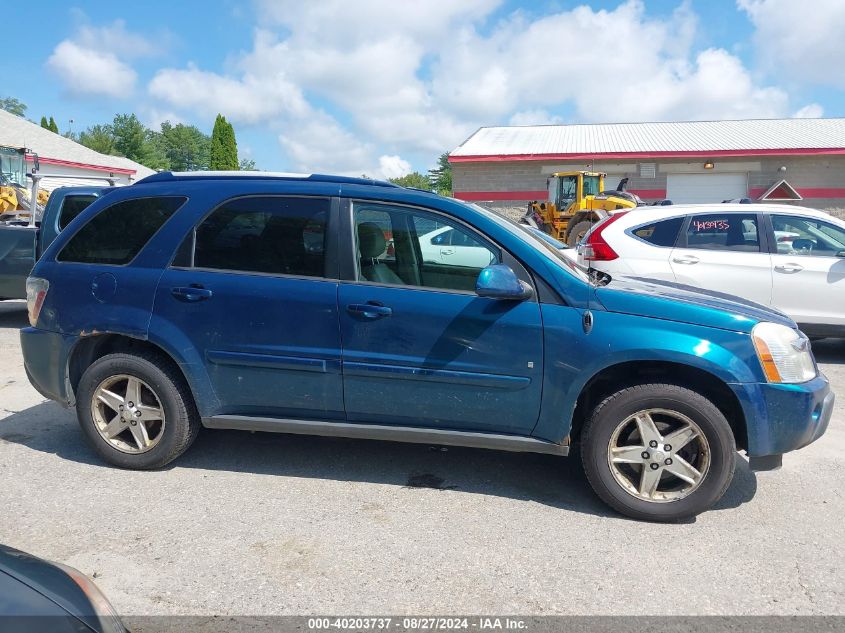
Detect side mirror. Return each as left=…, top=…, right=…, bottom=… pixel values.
left=475, top=264, right=534, bottom=300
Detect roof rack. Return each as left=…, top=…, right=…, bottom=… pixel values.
left=136, top=171, right=399, bottom=188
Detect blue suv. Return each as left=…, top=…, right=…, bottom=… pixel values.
left=20, top=172, right=833, bottom=521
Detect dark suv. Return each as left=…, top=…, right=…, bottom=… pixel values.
left=20, top=172, right=832, bottom=521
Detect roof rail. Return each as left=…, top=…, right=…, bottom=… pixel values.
left=135, top=171, right=399, bottom=188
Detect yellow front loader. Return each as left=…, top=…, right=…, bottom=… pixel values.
left=0, top=146, right=50, bottom=221
left=521, top=171, right=642, bottom=246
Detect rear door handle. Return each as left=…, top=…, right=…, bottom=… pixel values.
left=672, top=255, right=700, bottom=265
left=171, top=286, right=213, bottom=302
left=347, top=302, right=392, bottom=320
left=440, top=248, right=455, bottom=256
left=774, top=263, right=804, bottom=273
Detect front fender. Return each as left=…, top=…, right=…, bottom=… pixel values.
left=533, top=305, right=763, bottom=442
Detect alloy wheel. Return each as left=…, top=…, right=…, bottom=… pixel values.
left=91, top=374, right=166, bottom=454
left=606, top=408, right=711, bottom=503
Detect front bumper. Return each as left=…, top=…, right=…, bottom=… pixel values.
left=730, top=373, right=833, bottom=458
left=20, top=327, right=77, bottom=407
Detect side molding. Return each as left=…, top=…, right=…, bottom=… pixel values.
left=204, top=415, right=569, bottom=456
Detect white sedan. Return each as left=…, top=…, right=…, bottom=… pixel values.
left=418, top=225, right=497, bottom=268
left=577, top=203, right=845, bottom=338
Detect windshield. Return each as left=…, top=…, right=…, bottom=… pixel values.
left=468, top=203, right=592, bottom=283
left=583, top=175, right=601, bottom=196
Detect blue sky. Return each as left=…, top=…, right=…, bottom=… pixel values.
left=6, top=0, right=845, bottom=176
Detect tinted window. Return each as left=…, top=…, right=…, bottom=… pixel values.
left=58, top=196, right=185, bottom=265
left=632, top=216, right=684, bottom=247
left=771, top=214, right=845, bottom=256
left=58, top=194, right=98, bottom=230
left=193, top=197, right=330, bottom=277
left=353, top=202, right=498, bottom=292
left=684, top=213, right=760, bottom=252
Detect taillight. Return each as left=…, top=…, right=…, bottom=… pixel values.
left=26, top=277, right=49, bottom=327
left=582, top=212, right=629, bottom=262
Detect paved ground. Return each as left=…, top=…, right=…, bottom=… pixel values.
left=0, top=299, right=842, bottom=616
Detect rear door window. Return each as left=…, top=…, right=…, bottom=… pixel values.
left=683, top=213, right=761, bottom=252
left=190, top=196, right=331, bottom=277
left=631, top=216, right=684, bottom=247
left=58, top=196, right=186, bottom=265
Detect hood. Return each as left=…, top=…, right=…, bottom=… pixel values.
left=595, top=275, right=795, bottom=334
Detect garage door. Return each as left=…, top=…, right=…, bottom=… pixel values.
left=666, top=173, right=747, bottom=204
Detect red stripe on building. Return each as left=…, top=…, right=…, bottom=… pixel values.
left=628, top=189, right=666, bottom=198
left=749, top=187, right=845, bottom=199
left=454, top=189, right=667, bottom=202
left=448, top=148, right=845, bottom=163
left=26, top=155, right=136, bottom=175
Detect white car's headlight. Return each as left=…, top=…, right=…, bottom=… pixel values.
left=751, top=322, right=817, bottom=383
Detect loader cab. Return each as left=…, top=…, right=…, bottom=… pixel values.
left=548, top=171, right=605, bottom=210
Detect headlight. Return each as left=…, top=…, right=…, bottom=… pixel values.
left=751, top=322, right=816, bottom=383
left=53, top=562, right=126, bottom=633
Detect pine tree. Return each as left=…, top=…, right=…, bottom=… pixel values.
left=40, top=116, right=49, bottom=129
left=49, top=116, right=58, bottom=133
left=210, top=114, right=239, bottom=170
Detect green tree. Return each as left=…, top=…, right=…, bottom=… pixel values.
left=0, top=96, right=27, bottom=116
left=239, top=158, right=257, bottom=171
left=49, top=116, right=58, bottom=133
left=40, top=116, right=49, bottom=129
left=108, top=113, right=169, bottom=170
left=388, top=171, right=432, bottom=190
left=78, top=124, right=118, bottom=155
left=157, top=121, right=210, bottom=171
left=428, top=152, right=452, bottom=196
left=210, top=114, right=239, bottom=170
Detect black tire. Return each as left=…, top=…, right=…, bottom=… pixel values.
left=76, top=351, right=201, bottom=469
left=581, top=384, right=736, bottom=522
left=566, top=219, right=594, bottom=247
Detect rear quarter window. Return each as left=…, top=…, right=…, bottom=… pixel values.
left=57, top=196, right=186, bottom=265
left=630, top=216, right=684, bottom=247
left=58, top=194, right=98, bottom=230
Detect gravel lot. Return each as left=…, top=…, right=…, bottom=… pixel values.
left=0, top=299, right=842, bottom=616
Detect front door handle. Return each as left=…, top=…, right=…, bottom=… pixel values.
left=347, top=302, right=392, bottom=320
left=774, top=263, right=804, bottom=274
left=171, top=285, right=213, bottom=302
left=672, top=255, right=700, bottom=265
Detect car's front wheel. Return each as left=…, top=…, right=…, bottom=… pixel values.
left=76, top=351, right=200, bottom=469
left=581, top=383, right=736, bottom=521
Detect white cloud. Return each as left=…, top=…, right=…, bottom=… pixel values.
left=739, top=0, right=845, bottom=88
left=46, top=41, right=137, bottom=98
left=75, top=19, right=161, bottom=59
left=793, top=103, right=824, bottom=119
left=378, top=155, right=412, bottom=179
left=148, top=64, right=310, bottom=124
left=509, top=110, right=564, bottom=126
left=45, top=18, right=160, bottom=98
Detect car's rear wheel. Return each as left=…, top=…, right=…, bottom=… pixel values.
left=581, top=383, right=736, bottom=521
left=76, top=351, right=200, bottom=469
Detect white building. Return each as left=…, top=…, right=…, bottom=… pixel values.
left=0, top=108, right=154, bottom=191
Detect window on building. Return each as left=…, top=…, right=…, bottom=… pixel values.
left=192, top=196, right=330, bottom=277
left=58, top=197, right=186, bottom=265
left=631, top=216, right=685, bottom=247
left=684, top=213, right=760, bottom=252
